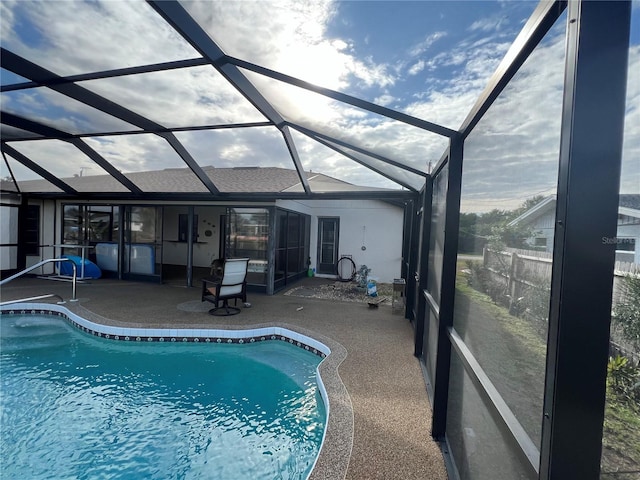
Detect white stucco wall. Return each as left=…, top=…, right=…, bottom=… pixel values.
left=278, top=199, right=404, bottom=283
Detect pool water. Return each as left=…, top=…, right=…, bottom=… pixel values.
left=0, top=315, right=326, bottom=479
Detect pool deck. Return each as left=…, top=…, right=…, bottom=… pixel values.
left=1, top=276, right=448, bottom=480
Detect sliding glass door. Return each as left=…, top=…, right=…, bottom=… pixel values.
left=122, top=206, right=162, bottom=282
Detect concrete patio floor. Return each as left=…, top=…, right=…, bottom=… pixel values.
left=0, top=276, right=448, bottom=480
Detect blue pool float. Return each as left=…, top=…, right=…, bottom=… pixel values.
left=58, top=254, right=102, bottom=279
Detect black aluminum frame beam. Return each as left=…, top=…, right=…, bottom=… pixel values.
left=0, top=121, right=275, bottom=143
left=8, top=189, right=417, bottom=203
left=449, top=328, right=540, bottom=475
left=226, top=55, right=458, bottom=139
left=301, top=132, right=419, bottom=191
left=540, top=1, right=632, bottom=478
left=458, top=0, right=567, bottom=140
left=0, top=150, right=19, bottom=191
left=1, top=144, right=77, bottom=195
left=413, top=175, right=433, bottom=356
left=0, top=48, right=221, bottom=195
left=290, top=123, right=429, bottom=179
left=147, top=0, right=311, bottom=195
left=1, top=112, right=142, bottom=193
left=0, top=57, right=210, bottom=92
left=405, top=189, right=424, bottom=324
left=429, top=135, right=463, bottom=440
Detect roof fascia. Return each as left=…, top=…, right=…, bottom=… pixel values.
left=508, top=196, right=556, bottom=226
left=14, top=190, right=418, bottom=202
left=619, top=206, right=640, bottom=218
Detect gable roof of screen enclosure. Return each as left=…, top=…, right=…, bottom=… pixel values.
left=0, top=0, right=563, bottom=202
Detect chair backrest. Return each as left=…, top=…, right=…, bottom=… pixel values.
left=210, top=258, right=224, bottom=277
left=219, top=258, right=249, bottom=297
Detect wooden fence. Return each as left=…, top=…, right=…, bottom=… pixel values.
left=483, top=248, right=552, bottom=320
left=480, top=248, right=639, bottom=360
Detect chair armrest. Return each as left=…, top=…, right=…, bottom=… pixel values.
left=202, top=276, right=221, bottom=287
left=201, top=277, right=222, bottom=302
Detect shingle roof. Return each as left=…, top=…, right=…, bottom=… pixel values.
left=620, top=194, right=640, bottom=210
left=10, top=166, right=394, bottom=194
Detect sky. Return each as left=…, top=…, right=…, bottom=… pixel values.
left=0, top=0, right=638, bottom=212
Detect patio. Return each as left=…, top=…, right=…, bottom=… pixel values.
left=0, top=276, right=448, bottom=480
left=1, top=1, right=636, bottom=478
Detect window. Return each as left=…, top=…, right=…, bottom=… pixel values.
left=615, top=237, right=636, bottom=252
left=178, top=214, right=198, bottom=242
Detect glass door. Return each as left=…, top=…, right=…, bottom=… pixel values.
left=317, top=217, right=339, bottom=275
left=122, top=206, right=162, bottom=282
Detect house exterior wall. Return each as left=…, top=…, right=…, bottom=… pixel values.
left=520, top=208, right=640, bottom=263
left=3, top=197, right=404, bottom=286
left=278, top=199, right=404, bottom=283
left=528, top=210, right=556, bottom=252
left=615, top=222, right=640, bottom=263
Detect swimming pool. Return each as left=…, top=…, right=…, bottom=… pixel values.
left=0, top=307, right=328, bottom=479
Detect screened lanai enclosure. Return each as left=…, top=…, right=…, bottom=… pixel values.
left=1, top=0, right=638, bottom=479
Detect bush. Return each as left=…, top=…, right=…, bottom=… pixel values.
left=607, top=355, right=640, bottom=407
left=613, top=275, right=640, bottom=354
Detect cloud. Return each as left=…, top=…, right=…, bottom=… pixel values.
left=2, top=0, right=637, bottom=197
left=182, top=0, right=394, bottom=91
left=374, top=94, right=396, bottom=107
left=408, top=60, right=426, bottom=76
left=408, top=31, right=448, bottom=57
left=620, top=44, right=640, bottom=194
left=80, top=66, right=267, bottom=128
left=469, top=16, right=508, bottom=33
left=0, top=0, right=198, bottom=75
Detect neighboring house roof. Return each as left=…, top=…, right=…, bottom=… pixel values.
left=507, top=196, right=556, bottom=226
left=619, top=194, right=640, bottom=211
left=510, top=194, right=640, bottom=227
left=7, top=166, right=396, bottom=195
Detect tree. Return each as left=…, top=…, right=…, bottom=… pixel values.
left=510, top=195, right=547, bottom=220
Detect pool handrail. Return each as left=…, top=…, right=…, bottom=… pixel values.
left=0, top=258, right=77, bottom=305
